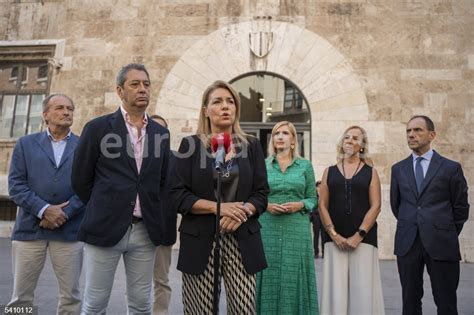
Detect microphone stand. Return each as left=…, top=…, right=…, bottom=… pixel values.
left=213, top=162, right=223, bottom=315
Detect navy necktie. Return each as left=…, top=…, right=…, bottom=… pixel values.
left=415, top=156, right=424, bottom=193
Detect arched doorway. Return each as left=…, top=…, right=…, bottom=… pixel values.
left=230, top=72, right=311, bottom=159
left=155, top=20, right=369, bottom=175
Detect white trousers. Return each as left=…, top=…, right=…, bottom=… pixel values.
left=321, top=242, right=385, bottom=315
left=153, top=245, right=172, bottom=315
left=8, top=240, right=83, bottom=315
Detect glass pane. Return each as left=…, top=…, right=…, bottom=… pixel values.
left=0, top=95, right=15, bottom=137
left=11, top=67, right=18, bottom=78
left=295, top=94, right=303, bottom=109
left=12, top=95, right=30, bottom=137
left=231, top=73, right=310, bottom=123
left=21, top=66, right=28, bottom=83
left=28, top=94, right=45, bottom=134
left=284, top=89, right=293, bottom=109
left=0, top=64, right=20, bottom=91
left=20, top=63, right=48, bottom=91
left=38, top=65, right=48, bottom=79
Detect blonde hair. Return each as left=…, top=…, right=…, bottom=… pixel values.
left=336, top=125, right=373, bottom=166
left=196, top=80, right=248, bottom=145
left=268, top=121, right=301, bottom=159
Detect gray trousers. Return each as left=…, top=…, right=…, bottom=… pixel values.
left=81, top=222, right=156, bottom=315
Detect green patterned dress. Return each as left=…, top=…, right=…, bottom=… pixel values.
left=256, top=156, right=319, bottom=315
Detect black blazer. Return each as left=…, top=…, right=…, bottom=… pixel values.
left=170, top=135, right=269, bottom=275
left=390, top=151, right=469, bottom=261
left=160, top=151, right=178, bottom=246
left=72, top=109, right=170, bottom=247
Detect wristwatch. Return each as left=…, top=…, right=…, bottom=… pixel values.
left=358, top=228, right=367, bottom=238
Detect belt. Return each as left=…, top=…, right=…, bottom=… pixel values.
left=131, top=216, right=143, bottom=224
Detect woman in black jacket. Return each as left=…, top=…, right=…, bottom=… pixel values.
left=170, top=80, right=269, bottom=314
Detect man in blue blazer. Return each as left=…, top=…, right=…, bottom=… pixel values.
left=7, top=94, right=85, bottom=314
left=72, top=64, right=170, bottom=314
left=390, top=115, right=469, bottom=315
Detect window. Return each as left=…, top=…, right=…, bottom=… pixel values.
left=37, top=64, right=48, bottom=82
left=231, top=72, right=310, bottom=123
left=283, top=82, right=303, bottom=111
left=284, top=86, right=293, bottom=110
left=230, top=72, right=311, bottom=159
left=0, top=41, right=61, bottom=138
left=0, top=62, right=48, bottom=138
left=21, top=66, right=28, bottom=85
left=9, top=66, right=18, bottom=82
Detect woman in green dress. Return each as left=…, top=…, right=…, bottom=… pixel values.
left=256, top=121, right=319, bottom=314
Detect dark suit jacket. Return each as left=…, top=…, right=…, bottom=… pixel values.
left=170, top=135, right=269, bottom=275
left=390, top=151, right=469, bottom=261
left=160, top=151, right=177, bottom=246
left=9, top=131, right=84, bottom=241
left=72, top=109, right=170, bottom=247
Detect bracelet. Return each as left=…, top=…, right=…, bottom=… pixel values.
left=325, top=223, right=334, bottom=231
left=328, top=227, right=338, bottom=238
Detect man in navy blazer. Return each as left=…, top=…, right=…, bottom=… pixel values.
left=7, top=94, right=85, bottom=314
left=72, top=64, right=170, bottom=314
left=390, top=115, right=469, bottom=315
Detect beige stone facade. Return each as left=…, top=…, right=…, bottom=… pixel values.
left=0, top=0, right=472, bottom=261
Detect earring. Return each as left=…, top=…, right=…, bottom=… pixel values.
left=291, top=144, right=295, bottom=150
left=360, top=148, right=364, bottom=153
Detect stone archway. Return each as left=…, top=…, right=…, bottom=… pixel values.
left=156, top=21, right=369, bottom=174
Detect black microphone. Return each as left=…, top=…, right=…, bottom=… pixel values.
left=211, top=133, right=231, bottom=171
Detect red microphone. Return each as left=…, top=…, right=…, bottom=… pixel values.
left=211, top=133, right=231, bottom=170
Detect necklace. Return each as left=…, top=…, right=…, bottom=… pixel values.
left=221, top=158, right=234, bottom=178
left=342, top=158, right=362, bottom=215
left=341, top=158, right=362, bottom=180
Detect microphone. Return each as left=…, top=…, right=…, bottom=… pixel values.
left=211, top=133, right=231, bottom=171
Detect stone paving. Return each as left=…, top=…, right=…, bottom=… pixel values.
left=0, top=238, right=473, bottom=315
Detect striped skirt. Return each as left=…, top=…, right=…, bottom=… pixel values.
left=182, top=233, right=256, bottom=315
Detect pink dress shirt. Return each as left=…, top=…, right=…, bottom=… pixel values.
left=120, top=106, right=148, bottom=218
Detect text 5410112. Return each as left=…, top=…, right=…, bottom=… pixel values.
left=1, top=305, right=37, bottom=315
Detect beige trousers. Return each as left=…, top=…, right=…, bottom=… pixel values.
left=153, top=245, right=172, bottom=315
left=8, top=240, right=83, bottom=315
left=321, top=242, right=385, bottom=315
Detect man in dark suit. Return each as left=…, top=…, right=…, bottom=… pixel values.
left=390, top=115, right=469, bottom=315
left=8, top=94, right=84, bottom=314
left=72, top=64, right=170, bottom=314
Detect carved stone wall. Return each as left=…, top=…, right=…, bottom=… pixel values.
left=0, top=0, right=472, bottom=261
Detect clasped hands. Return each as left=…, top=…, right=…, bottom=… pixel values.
left=331, top=232, right=363, bottom=251
left=267, top=202, right=304, bottom=215
left=39, top=201, right=69, bottom=230
left=219, top=202, right=253, bottom=234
